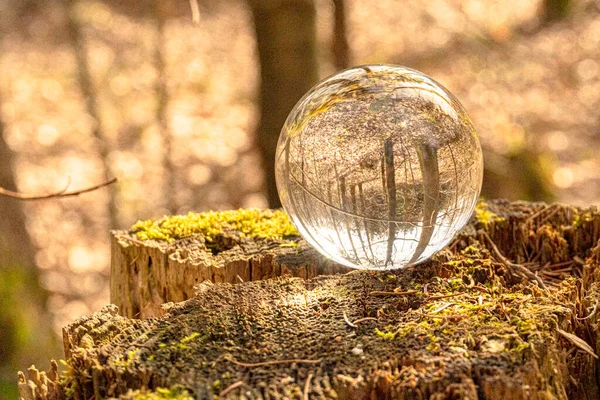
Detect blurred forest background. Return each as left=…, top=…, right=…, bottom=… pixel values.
left=1, top=0, right=600, bottom=397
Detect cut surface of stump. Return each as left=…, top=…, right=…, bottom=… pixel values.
left=111, top=209, right=352, bottom=318
left=21, top=200, right=600, bottom=400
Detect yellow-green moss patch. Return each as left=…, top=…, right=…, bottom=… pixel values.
left=121, top=386, right=193, bottom=400
left=131, top=209, right=298, bottom=242
left=475, top=201, right=505, bottom=227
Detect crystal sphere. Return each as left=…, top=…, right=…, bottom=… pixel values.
left=275, top=65, right=483, bottom=270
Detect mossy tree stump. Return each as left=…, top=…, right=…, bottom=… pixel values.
left=110, top=209, right=352, bottom=318
left=20, top=200, right=600, bottom=400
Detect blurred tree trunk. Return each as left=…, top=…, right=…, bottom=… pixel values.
left=543, top=0, right=570, bottom=23
left=508, top=148, right=555, bottom=202
left=0, top=104, right=56, bottom=399
left=248, top=0, right=319, bottom=208
left=332, top=0, right=350, bottom=70
left=64, top=0, right=119, bottom=228
left=153, top=3, right=177, bottom=214
left=481, top=147, right=554, bottom=202
left=0, top=128, right=36, bottom=271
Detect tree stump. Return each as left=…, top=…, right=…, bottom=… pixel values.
left=20, top=201, right=600, bottom=400
left=110, top=209, right=352, bottom=318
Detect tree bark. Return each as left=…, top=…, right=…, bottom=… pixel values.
left=248, top=0, right=320, bottom=208
left=0, top=115, right=36, bottom=271
left=542, top=0, right=570, bottom=23
left=153, top=3, right=177, bottom=215
left=332, top=0, right=350, bottom=70
left=21, top=200, right=600, bottom=399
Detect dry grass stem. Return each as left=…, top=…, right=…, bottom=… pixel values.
left=343, top=312, right=357, bottom=328
left=219, top=381, right=244, bottom=397
left=352, top=317, right=377, bottom=325
left=371, top=290, right=418, bottom=296
left=427, top=293, right=463, bottom=300
left=556, top=328, right=598, bottom=359
left=303, top=373, right=313, bottom=400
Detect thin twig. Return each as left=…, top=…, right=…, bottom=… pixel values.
left=541, top=267, right=573, bottom=277
left=343, top=312, right=357, bottom=328
left=471, top=285, right=489, bottom=293
left=429, top=303, right=453, bottom=315
left=538, top=206, right=561, bottom=225
left=427, top=293, right=463, bottom=300
left=370, top=290, right=418, bottom=296
left=303, top=373, right=313, bottom=400
left=550, top=260, right=574, bottom=268
left=0, top=177, right=117, bottom=200
left=189, top=0, right=200, bottom=24
left=230, top=358, right=322, bottom=368
left=352, top=317, right=377, bottom=325
left=116, top=235, right=147, bottom=247
left=481, top=230, right=547, bottom=290
left=219, top=381, right=244, bottom=397
left=573, top=256, right=586, bottom=266
left=576, top=301, right=598, bottom=321
left=526, top=203, right=558, bottom=223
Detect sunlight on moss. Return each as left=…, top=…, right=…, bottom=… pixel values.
left=131, top=209, right=298, bottom=242
left=475, top=202, right=506, bottom=227
left=368, top=256, right=577, bottom=359
left=124, top=386, right=193, bottom=400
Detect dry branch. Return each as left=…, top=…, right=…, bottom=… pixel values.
left=0, top=177, right=117, bottom=200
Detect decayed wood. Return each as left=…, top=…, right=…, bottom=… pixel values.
left=17, top=361, right=60, bottom=400
left=20, top=200, right=600, bottom=400
left=111, top=200, right=600, bottom=320
left=110, top=225, right=352, bottom=319
left=21, top=263, right=600, bottom=399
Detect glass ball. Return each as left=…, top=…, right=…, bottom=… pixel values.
left=275, top=65, right=483, bottom=270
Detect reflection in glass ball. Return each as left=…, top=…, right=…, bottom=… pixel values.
left=275, top=65, right=483, bottom=270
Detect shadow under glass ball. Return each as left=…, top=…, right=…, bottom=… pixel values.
left=275, top=64, right=483, bottom=270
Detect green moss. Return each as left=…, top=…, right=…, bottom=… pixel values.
left=156, top=332, right=207, bottom=354
left=366, top=266, right=571, bottom=360
left=475, top=202, right=505, bottom=227
left=113, top=349, right=140, bottom=368
left=375, top=327, right=397, bottom=340
left=279, top=242, right=299, bottom=248
left=573, top=211, right=596, bottom=227
left=180, top=332, right=201, bottom=344
left=131, top=209, right=298, bottom=242
left=58, top=359, right=77, bottom=399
